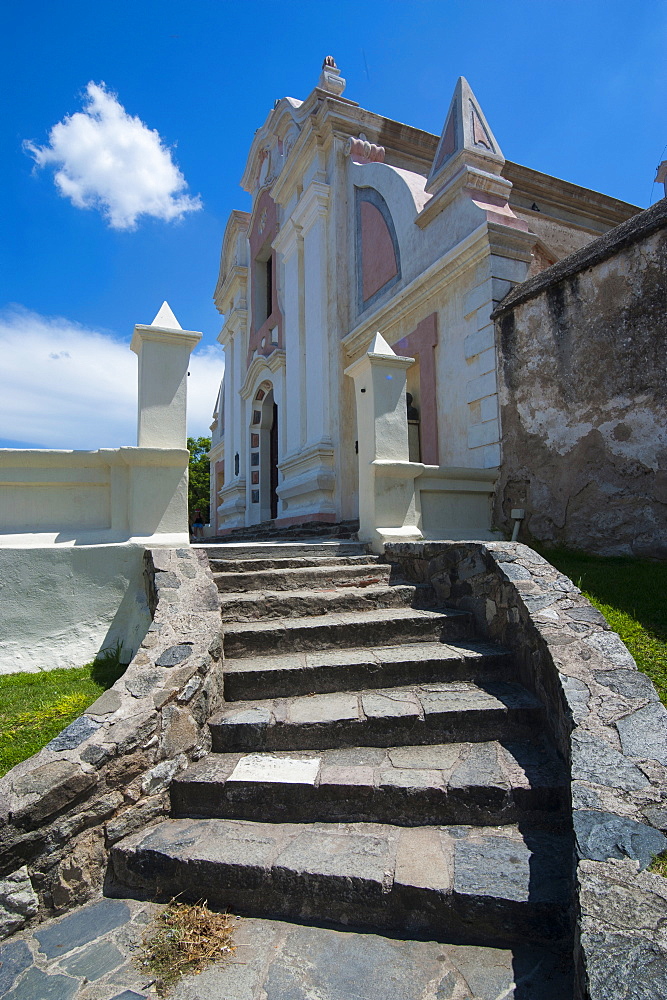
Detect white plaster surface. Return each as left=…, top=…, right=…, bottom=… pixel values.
left=0, top=447, right=190, bottom=544
left=131, top=308, right=202, bottom=450
left=228, top=754, right=321, bottom=784
left=0, top=544, right=150, bottom=675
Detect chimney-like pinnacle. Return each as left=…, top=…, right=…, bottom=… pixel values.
left=318, top=57, right=346, bottom=97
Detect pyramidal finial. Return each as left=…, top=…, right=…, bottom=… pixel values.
left=318, top=56, right=346, bottom=97
left=368, top=332, right=395, bottom=356
left=151, top=301, right=182, bottom=330
left=426, top=77, right=503, bottom=193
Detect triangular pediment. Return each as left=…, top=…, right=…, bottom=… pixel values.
left=426, top=77, right=503, bottom=193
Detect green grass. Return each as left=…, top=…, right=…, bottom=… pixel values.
left=0, top=643, right=128, bottom=778
left=539, top=547, right=667, bottom=877
left=538, top=547, right=667, bottom=706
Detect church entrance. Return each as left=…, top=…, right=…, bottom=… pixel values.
left=250, top=382, right=279, bottom=522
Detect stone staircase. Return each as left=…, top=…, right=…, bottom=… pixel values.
left=110, top=539, right=574, bottom=972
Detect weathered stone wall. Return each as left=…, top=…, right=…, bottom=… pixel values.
left=386, top=540, right=667, bottom=1000
left=492, top=198, right=667, bottom=557
left=0, top=547, right=223, bottom=939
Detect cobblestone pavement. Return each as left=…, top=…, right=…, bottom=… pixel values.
left=0, top=894, right=572, bottom=999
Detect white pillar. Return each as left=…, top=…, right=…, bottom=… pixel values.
left=294, top=181, right=330, bottom=447
left=274, top=218, right=304, bottom=455
left=345, top=333, right=423, bottom=552
left=130, top=302, right=202, bottom=449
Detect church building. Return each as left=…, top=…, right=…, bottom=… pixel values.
left=209, top=59, right=637, bottom=543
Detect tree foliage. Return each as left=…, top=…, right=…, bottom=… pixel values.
left=187, top=436, right=211, bottom=523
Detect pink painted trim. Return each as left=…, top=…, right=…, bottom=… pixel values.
left=247, top=190, right=284, bottom=366
left=360, top=200, right=398, bottom=301
left=395, top=313, right=439, bottom=465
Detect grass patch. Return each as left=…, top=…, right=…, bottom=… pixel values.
left=539, top=547, right=667, bottom=879
left=0, top=641, right=128, bottom=777
left=650, top=853, right=667, bottom=878
left=538, top=547, right=667, bottom=706
left=139, top=898, right=235, bottom=996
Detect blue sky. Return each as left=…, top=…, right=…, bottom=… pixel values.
left=1, top=0, right=666, bottom=448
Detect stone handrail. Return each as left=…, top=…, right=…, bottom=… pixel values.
left=385, top=540, right=667, bottom=999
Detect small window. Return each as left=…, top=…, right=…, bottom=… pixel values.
left=265, top=257, right=273, bottom=320
left=254, top=253, right=274, bottom=330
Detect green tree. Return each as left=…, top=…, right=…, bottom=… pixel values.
left=187, top=436, right=211, bottom=524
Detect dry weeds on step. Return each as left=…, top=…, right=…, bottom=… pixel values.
left=139, top=897, right=236, bottom=996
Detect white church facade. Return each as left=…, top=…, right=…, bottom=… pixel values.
left=209, top=59, right=637, bottom=544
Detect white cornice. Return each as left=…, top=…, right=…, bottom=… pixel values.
left=217, top=308, right=248, bottom=348
left=239, top=349, right=286, bottom=399
left=271, top=128, right=324, bottom=208
left=130, top=325, right=201, bottom=354
left=416, top=161, right=513, bottom=230
left=214, top=265, right=248, bottom=315
left=279, top=441, right=335, bottom=476
left=291, top=180, right=330, bottom=233
left=273, top=217, right=301, bottom=258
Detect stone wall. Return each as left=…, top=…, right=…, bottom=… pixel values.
left=385, top=540, right=667, bottom=1000
left=0, top=547, right=223, bottom=939
left=492, top=198, right=667, bottom=557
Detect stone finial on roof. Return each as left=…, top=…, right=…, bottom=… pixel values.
left=318, top=56, right=346, bottom=97
left=656, top=161, right=667, bottom=197
left=426, top=76, right=504, bottom=194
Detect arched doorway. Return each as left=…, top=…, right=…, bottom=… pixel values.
left=250, top=382, right=279, bottom=522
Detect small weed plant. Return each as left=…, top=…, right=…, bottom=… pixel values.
left=139, top=898, right=235, bottom=996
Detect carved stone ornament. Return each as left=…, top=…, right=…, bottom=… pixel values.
left=345, top=136, right=385, bottom=164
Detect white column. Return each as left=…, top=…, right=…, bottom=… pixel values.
left=345, top=333, right=423, bottom=552
left=223, top=335, right=235, bottom=482
left=273, top=218, right=303, bottom=458
left=130, top=302, right=201, bottom=449
left=294, top=181, right=331, bottom=447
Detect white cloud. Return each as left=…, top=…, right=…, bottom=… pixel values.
left=0, top=307, right=223, bottom=449
left=24, top=82, right=202, bottom=229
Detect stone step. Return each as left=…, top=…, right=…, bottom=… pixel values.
left=223, top=606, right=474, bottom=658
left=110, top=817, right=573, bottom=947
left=209, top=553, right=383, bottom=573
left=206, top=519, right=360, bottom=544
left=222, top=639, right=512, bottom=701
left=171, top=739, right=569, bottom=828
left=213, top=561, right=393, bottom=593
left=208, top=681, right=543, bottom=752
left=204, top=540, right=367, bottom=561
left=219, top=582, right=433, bottom=623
